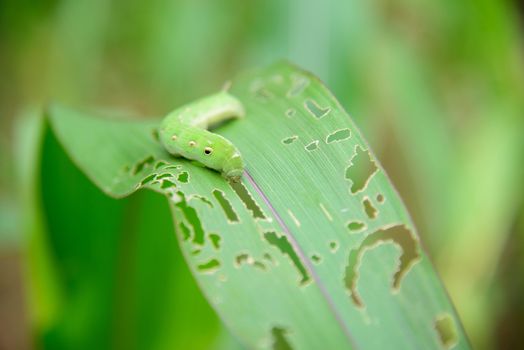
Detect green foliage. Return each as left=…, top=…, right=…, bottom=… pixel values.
left=43, top=62, right=470, bottom=349
left=22, top=114, right=222, bottom=349
left=2, top=0, right=523, bottom=349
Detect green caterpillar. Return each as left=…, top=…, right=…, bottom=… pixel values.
left=159, top=91, right=245, bottom=181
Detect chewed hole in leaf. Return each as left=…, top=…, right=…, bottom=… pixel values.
left=344, top=224, right=420, bottom=307
left=305, top=140, right=319, bottom=151
left=177, top=171, right=189, bottom=183
left=286, top=109, right=296, bottom=118
left=161, top=180, right=176, bottom=189
left=363, top=198, right=378, bottom=219
left=140, top=174, right=156, bottom=186
left=230, top=181, right=267, bottom=220
left=132, top=155, right=155, bottom=175
left=345, top=145, right=378, bottom=193
left=263, top=253, right=273, bottom=263
left=175, top=192, right=205, bottom=245
left=264, top=231, right=310, bottom=286
left=197, top=259, right=221, bottom=273
left=235, top=253, right=266, bottom=270
left=154, top=161, right=167, bottom=169
left=156, top=173, right=173, bottom=180
left=189, top=195, right=213, bottom=207
left=191, top=249, right=201, bottom=256
left=311, top=254, right=322, bottom=264
left=253, top=87, right=273, bottom=102
left=282, top=136, right=299, bottom=145
left=208, top=233, right=221, bottom=250
left=178, top=221, right=190, bottom=241
left=304, top=99, right=330, bottom=119
left=376, top=193, right=385, bottom=203
left=271, top=326, right=293, bottom=350
left=326, top=128, right=351, bottom=144
left=347, top=221, right=366, bottom=233
left=236, top=253, right=250, bottom=266
left=287, top=74, right=309, bottom=97
left=329, top=241, right=339, bottom=253
left=213, top=189, right=239, bottom=223
left=435, top=314, right=458, bottom=349
left=254, top=261, right=266, bottom=270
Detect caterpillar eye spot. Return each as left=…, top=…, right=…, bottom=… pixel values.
left=189, top=141, right=196, bottom=147
left=204, top=147, right=213, bottom=155
left=171, top=135, right=177, bottom=141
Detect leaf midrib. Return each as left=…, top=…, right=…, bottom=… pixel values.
left=244, top=170, right=358, bottom=349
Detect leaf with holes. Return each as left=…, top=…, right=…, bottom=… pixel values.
left=46, top=62, right=470, bottom=349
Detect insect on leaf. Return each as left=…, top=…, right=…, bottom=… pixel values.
left=47, top=62, right=470, bottom=349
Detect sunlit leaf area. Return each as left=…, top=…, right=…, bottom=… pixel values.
left=1, top=1, right=523, bottom=349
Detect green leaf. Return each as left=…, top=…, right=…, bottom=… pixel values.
left=47, top=61, right=470, bottom=349
left=20, top=114, right=224, bottom=349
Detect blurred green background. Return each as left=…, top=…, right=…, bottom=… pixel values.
left=1, top=0, right=523, bottom=349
